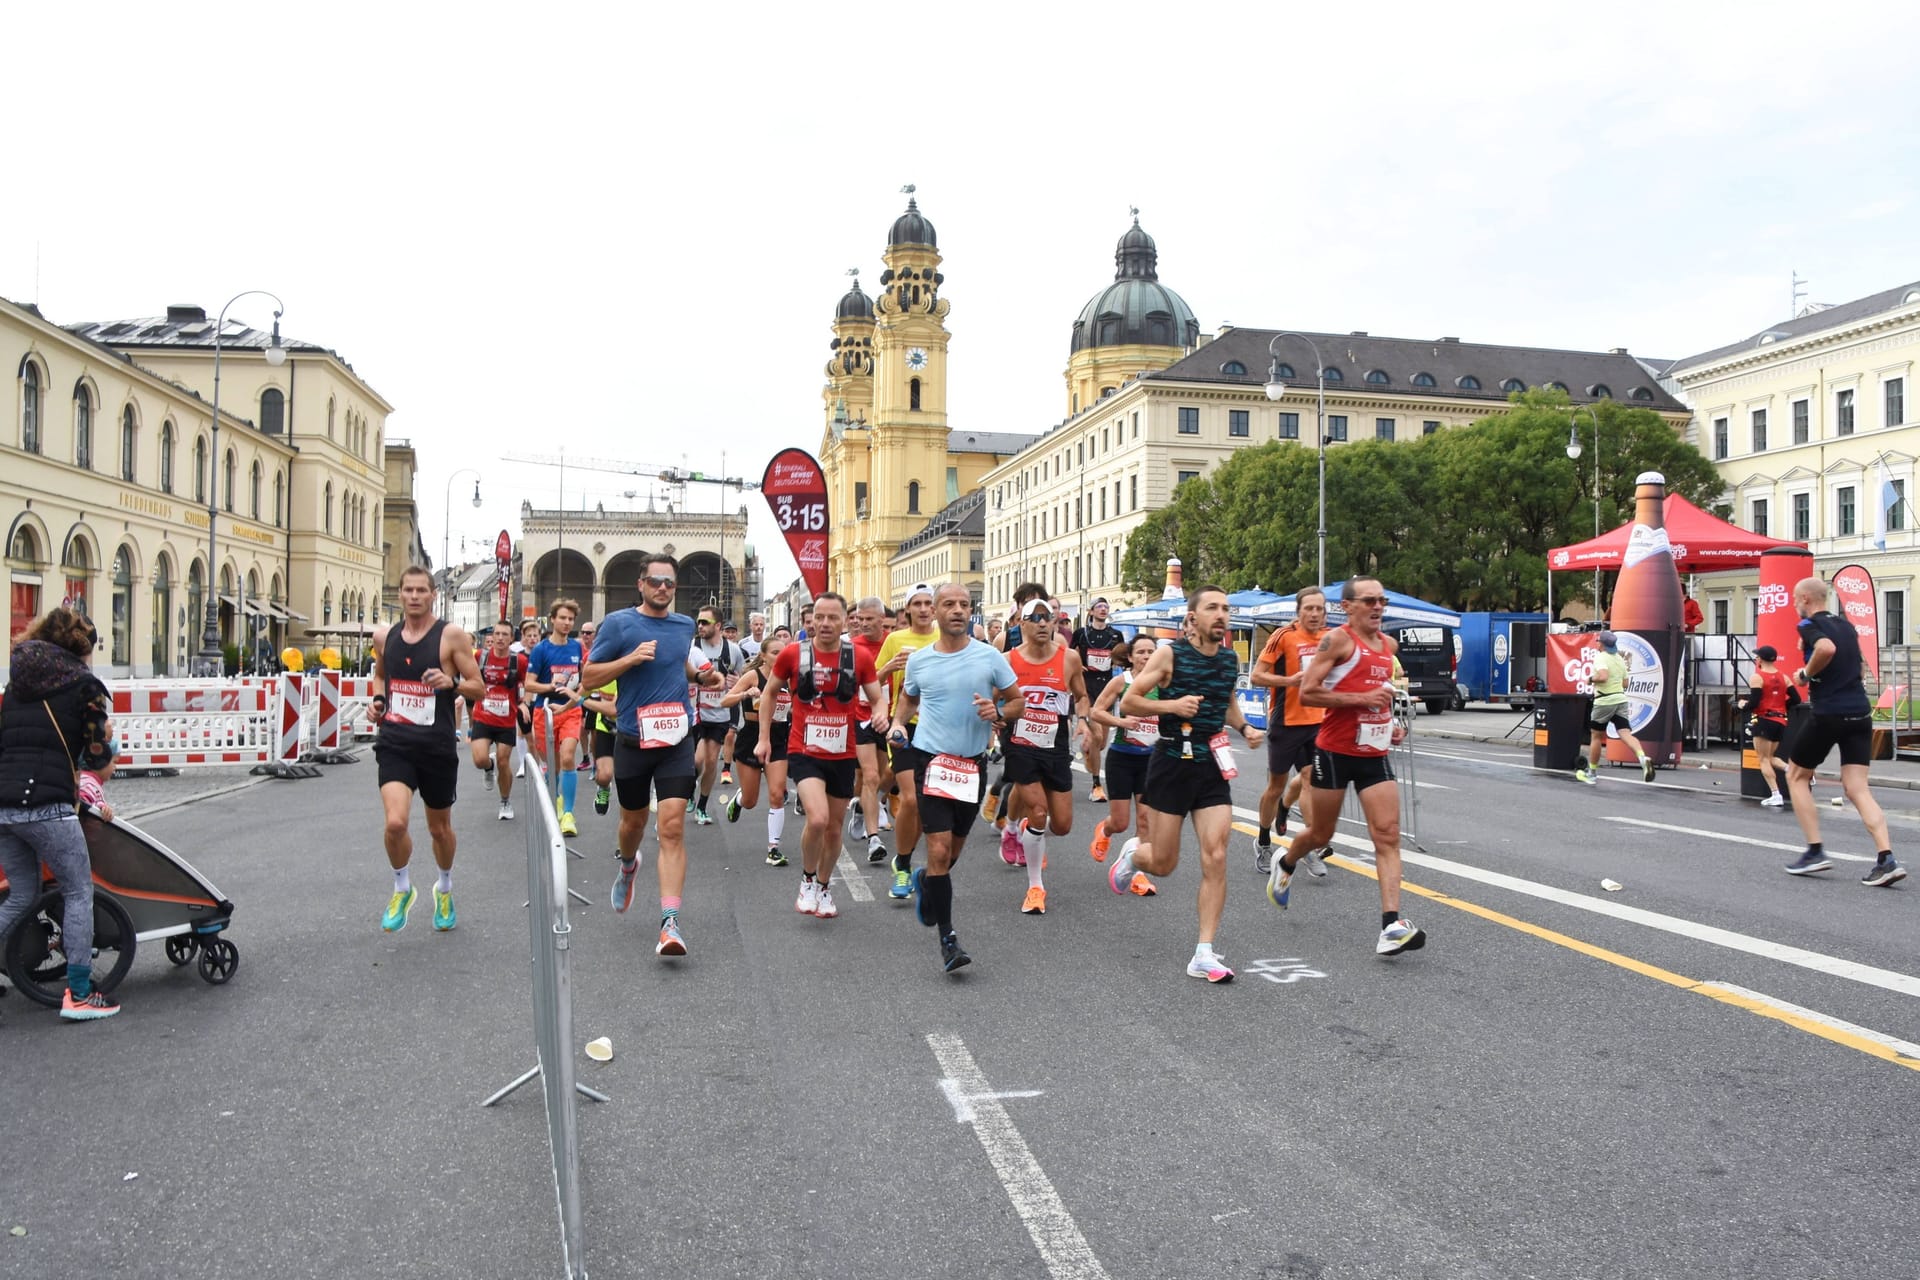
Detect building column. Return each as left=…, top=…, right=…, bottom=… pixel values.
left=592, top=584, right=607, bottom=622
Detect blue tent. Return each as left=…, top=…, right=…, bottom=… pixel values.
left=1238, top=588, right=1461, bottom=630
left=1109, top=588, right=1282, bottom=629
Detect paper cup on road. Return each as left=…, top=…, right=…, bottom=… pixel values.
left=1830, top=797, right=1844, bottom=808
left=1599, top=879, right=1623, bottom=893
left=584, top=1037, right=613, bottom=1062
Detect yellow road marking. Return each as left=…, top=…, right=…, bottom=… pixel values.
left=1231, top=821, right=1920, bottom=1073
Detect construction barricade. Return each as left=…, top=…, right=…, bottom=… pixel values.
left=111, top=682, right=278, bottom=773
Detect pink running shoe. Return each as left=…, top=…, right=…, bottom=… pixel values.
left=1001, top=824, right=1024, bottom=866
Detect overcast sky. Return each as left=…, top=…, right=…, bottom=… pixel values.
left=8, top=2, right=1917, bottom=601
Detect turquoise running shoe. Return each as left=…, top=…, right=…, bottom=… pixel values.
left=890, top=865, right=912, bottom=900
left=382, top=887, right=417, bottom=933
left=433, top=888, right=456, bottom=931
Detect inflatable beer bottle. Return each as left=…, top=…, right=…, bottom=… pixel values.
left=1608, top=471, right=1686, bottom=766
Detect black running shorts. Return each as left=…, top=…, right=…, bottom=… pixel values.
left=1142, top=749, right=1233, bottom=816
left=693, top=720, right=731, bottom=745
left=1003, top=745, right=1073, bottom=794
left=376, top=743, right=459, bottom=810
left=469, top=720, right=517, bottom=746
left=1788, top=712, right=1874, bottom=770
left=613, top=734, right=697, bottom=810
left=1104, top=748, right=1151, bottom=802
left=1749, top=717, right=1785, bottom=743
left=905, top=747, right=986, bottom=839
left=788, top=752, right=858, bottom=799
left=1266, top=723, right=1318, bottom=776
left=1311, top=747, right=1395, bottom=793
left=733, top=721, right=761, bottom=769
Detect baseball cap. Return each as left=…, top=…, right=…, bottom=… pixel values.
left=1755, top=644, right=1778, bottom=662
left=1020, top=598, right=1053, bottom=620
left=904, top=583, right=934, bottom=606
left=1092, top=597, right=1108, bottom=608
left=1597, top=631, right=1618, bottom=650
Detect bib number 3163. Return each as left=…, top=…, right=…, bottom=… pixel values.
left=923, top=754, right=980, bottom=803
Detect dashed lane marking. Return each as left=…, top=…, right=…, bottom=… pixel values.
left=1602, top=816, right=1874, bottom=862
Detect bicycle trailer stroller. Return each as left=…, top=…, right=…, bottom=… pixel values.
left=1, top=808, right=238, bottom=1007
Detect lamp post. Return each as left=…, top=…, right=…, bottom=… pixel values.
left=1566, top=405, right=1602, bottom=616
left=1265, top=332, right=1328, bottom=588
left=442, top=469, right=483, bottom=619
left=195, top=292, right=286, bottom=677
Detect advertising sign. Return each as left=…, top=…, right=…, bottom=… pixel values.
left=1831, top=563, right=1879, bottom=681
left=761, top=449, right=830, bottom=600
left=495, top=530, right=513, bottom=622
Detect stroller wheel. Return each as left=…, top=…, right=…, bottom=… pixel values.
left=2, top=887, right=137, bottom=1009
left=197, top=939, right=240, bottom=986
left=165, top=936, right=200, bottom=966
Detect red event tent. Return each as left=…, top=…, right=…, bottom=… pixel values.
left=1548, top=493, right=1804, bottom=574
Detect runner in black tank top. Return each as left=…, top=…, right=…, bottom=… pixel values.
left=372, top=568, right=485, bottom=935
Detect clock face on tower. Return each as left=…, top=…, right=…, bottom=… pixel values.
left=905, top=347, right=928, bottom=371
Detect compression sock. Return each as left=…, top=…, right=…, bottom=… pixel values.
left=1024, top=826, right=1047, bottom=889
left=393, top=866, right=411, bottom=893
left=924, top=872, right=954, bottom=935
left=1258, top=825, right=1271, bottom=845
left=894, top=851, right=912, bottom=874
left=559, top=770, right=577, bottom=814
left=436, top=869, right=453, bottom=894
left=698, top=791, right=710, bottom=813
left=768, top=804, right=788, bottom=845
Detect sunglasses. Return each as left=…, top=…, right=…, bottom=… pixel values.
left=1348, top=595, right=1388, bottom=607
left=643, top=574, right=676, bottom=587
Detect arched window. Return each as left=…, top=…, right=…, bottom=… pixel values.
left=1588, top=384, right=1613, bottom=399
left=1365, top=369, right=1390, bottom=385
left=322, top=585, right=333, bottom=624
left=1546, top=380, right=1569, bottom=393
left=250, top=460, right=263, bottom=519
left=120, top=405, right=137, bottom=481
left=74, top=382, right=94, bottom=468
left=910, top=378, right=922, bottom=411
left=223, top=448, right=237, bottom=512
left=20, top=358, right=42, bottom=453
left=160, top=422, right=176, bottom=493
left=326, top=396, right=336, bottom=440
left=193, top=436, right=208, bottom=502
left=1412, top=372, right=1437, bottom=387
left=1221, top=361, right=1247, bottom=376
left=908, top=480, right=921, bottom=514
left=1323, top=367, right=1343, bottom=382
left=110, top=545, right=133, bottom=666
left=9, top=523, right=41, bottom=563
left=1457, top=374, right=1482, bottom=390
left=324, top=481, right=334, bottom=533
left=273, top=471, right=284, bottom=527
left=260, top=387, right=284, bottom=435
left=1630, top=386, right=1656, bottom=402
left=1273, top=362, right=1295, bottom=379
left=1501, top=378, right=1527, bottom=393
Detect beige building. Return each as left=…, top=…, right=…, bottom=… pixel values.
left=888, top=490, right=984, bottom=605
left=382, top=439, right=430, bottom=620
left=1672, top=280, right=1920, bottom=642
left=5, top=296, right=392, bottom=678
left=516, top=499, right=756, bottom=624
left=818, top=194, right=1032, bottom=599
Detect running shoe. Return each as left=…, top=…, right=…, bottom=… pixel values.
left=1000, top=824, right=1024, bottom=866
left=433, top=889, right=457, bottom=931
left=1186, top=954, right=1235, bottom=983
left=498, top=799, right=514, bottom=821
left=1253, top=841, right=1274, bottom=876
left=877, top=798, right=893, bottom=832
left=941, top=932, right=972, bottom=972
left=611, top=861, right=640, bottom=913
left=1863, top=857, right=1908, bottom=888
left=1128, top=873, right=1157, bottom=897
left=982, top=788, right=1002, bottom=825
left=1266, top=859, right=1293, bottom=910
left=1109, top=838, right=1138, bottom=895
left=815, top=885, right=839, bottom=919
left=867, top=834, right=888, bottom=864
left=721, top=768, right=734, bottom=787
left=1785, top=850, right=1833, bottom=876
left=1089, top=783, right=1107, bottom=803
left=1641, top=757, right=1657, bottom=783
left=796, top=880, right=820, bottom=916
left=766, top=846, right=789, bottom=867
left=690, top=806, right=713, bottom=827
left=656, top=917, right=687, bottom=956
left=890, top=865, right=913, bottom=899
left=1573, top=768, right=1597, bottom=786
left=1304, top=847, right=1329, bottom=879
left=559, top=812, right=579, bottom=837
left=60, top=988, right=121, bottom=1021
left=910, top=868, right=931, bottom=925
left=793, top=794, right=804, bottom=816
left=848, top=800, right=867, bottom=841
left=1377, top=919, right=1427, bottom=955
left=1091, top=821, right=1112, bottom=862
left=725, top=792, right=743, bottom=823
left=1022, top=886, right=1047, bottom=915
left=483, top=765, right=495, bottom=788
left=594, top=786, right=611, bottom=816
left=1761, top=792, right=1786, bottom=808
left=382, top=887, right=417, bottom=932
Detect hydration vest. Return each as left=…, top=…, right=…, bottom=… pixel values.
left=797, top=642, right=857, bottom=703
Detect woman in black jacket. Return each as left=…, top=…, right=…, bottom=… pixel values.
left=0, top=607, right=121, bottom=1020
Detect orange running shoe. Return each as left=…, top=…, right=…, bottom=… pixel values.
left=1128, top=872, right=1157, bottom=897
left=1021, top=886, right=1047, bottom=915
left=1090, top=821, right=1111, bottom=862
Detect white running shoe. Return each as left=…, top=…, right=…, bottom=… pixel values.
left=1304, top=847, right=1328, bottom=878
left=1761, top=793, right=1785, bottom=808
left=815, top=885, right=839, bottom=919
left=498, top=799, right=514, bottom=821
left=796, top=880, right=820, bottom=915
left=1377, top=919, right=1427, bottom=955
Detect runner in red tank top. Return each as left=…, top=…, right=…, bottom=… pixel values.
left=1269, top=576, right=1426, bottom=958
left=1741, top=644, right=1799, bottom=806
left=1001, top=599, right=1089, bottom=916
left=469, top=621, right=526, bottom=819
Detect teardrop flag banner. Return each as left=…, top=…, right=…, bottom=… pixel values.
left=1830, top=563, right=1879, bottom=681
left=762, top=449, right=830, bottom=600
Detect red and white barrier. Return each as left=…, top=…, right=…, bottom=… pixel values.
left=317, top=669, right=343, bottom=751
left=277, top=674, right=307, bottom=766
left=112, top=682, right=277, bottom=769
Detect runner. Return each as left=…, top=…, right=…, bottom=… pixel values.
left=1783, top=577, right=1905, bottom=885
left=525, top=598, right=587, bottom=836
left=848, top=596, right=891, bottom=863
left=757, top=594, right=887, bottom=921
left=1071, top=597, right=1127, bottom=804
left=1572, top=631, right=1656, bottom=785
left=689, top=607, right=744, bottom=826
left=741, top=612, right=767, bottom=661
left=721, top=634, right=787, bottom=843
left=875, top=584, right=941, bottom=901
left=371, top=566, right=485, bottom=933
left=796, top=602, right=814, bottom=644
left=721, top=619, right=743, bottom=785
left=890, top=583, right=1024, bottom=972
left=984, top=582, right=1049, bottom=828
left=584, top=553, right=721, bottom=957
left=1250, top=587, right=1330, bottom=875
left=469, top=621, right=526, bottom=820
left=1087, top=634, right=1161, bottom=897
left=1739, top=644, right=1796, bottom=807
left=760, top=626, right=797, bottom=864
left=1001, top=598, right=1089, bottom=915
left=583, top=671, right=618, bottom=820
left=1267, top=576, right=1427, bottom=957
left=1112, top=587, right=1263, bottom=982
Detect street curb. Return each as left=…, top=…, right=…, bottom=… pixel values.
left=122, top=773, right=274, bottom=822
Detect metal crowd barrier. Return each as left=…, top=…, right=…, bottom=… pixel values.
left=1338, top=692, right=1422, bottom=850
left=480, top=737, right=606, bottom=1280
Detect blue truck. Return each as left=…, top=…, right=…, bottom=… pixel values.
left=1452, top=612, right=1551, bottom=708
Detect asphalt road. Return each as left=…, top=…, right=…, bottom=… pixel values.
left=2, top=717, right=1913, bottom=1280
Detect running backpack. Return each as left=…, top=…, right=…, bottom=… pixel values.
left=796, top=643, right=857, bottom=703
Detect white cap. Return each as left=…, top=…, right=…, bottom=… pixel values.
left=903, top=583, right=934, bottom=607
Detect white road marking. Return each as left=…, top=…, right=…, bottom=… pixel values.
left=1603, top=817, right=1874, bottom=862
left=1243, top=957, right=1327, bottom=984
left=1701, top=983, right=1920, bottom=1059
left=937, top=1078, right=1046, bottom=1124
left=834, top=849, right=874, bottom=901
left=927, top=1033, right=1111, bottom=1280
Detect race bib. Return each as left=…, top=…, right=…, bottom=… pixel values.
left=387, top=679, right=435, bottom=727
left=804, top=718, right=849, bottom=755
left=697, top=687, right=726, bottom=710
left=482, top=694, right=510, bottom=719
left=1209, top=730, right=1238, bottom=779
left=923, top=753, right=981, bottom=803
left=1012, top=708, right=1059, bottom=750
left=773, top=694, right=792, bottom=723
left=1085, top=649, right=1112, bottom=673
left=1125, top=720, right=1159, bottom=749
left=635, top=702, right=689, bottom=748
left=1357, top=717, right=1392, bottom=751
left=552, top=663, right=579, bottom=691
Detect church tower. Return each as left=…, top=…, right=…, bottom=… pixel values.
left=820, top=272, right=876, bottom=592
left=1064, top=211, right=1199, bottom=417
left=865, top=188, right=953, bottom=589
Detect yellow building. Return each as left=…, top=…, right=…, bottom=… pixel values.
left=980, top=219, right=1690, bottom=616
left=382, top=438, right=430, bottom=621
left=819, top=194, right=1033, bottom=601
left=1672, top=280, right=1920, bottom=642
left=889, top=490, right=985, bottom=605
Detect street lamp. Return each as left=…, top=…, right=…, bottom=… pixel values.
left=1566, top=405, right=1602, bottom=615
left=196, top=291, right=286, bottom=676
left=1265, top=332, right=1328, bottom=589
left=442, top=469, right=484, bottom=619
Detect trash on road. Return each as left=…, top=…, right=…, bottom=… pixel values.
left=9, top=1225, right=26, bottom=1237
left=1600, top=879, right=1624, bottom=892
left=122, top=1172, right=139, bottom=1182
left=584, top=1036, right=613, bottom=1062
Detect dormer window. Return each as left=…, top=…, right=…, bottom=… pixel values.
left=1502, top=378, right=1527, bottom=393
left=1221, top=361, right=1247, bottom=376
left=1412, top=372, right=1436, bottom=387
left=1365, top=369, right=1390, bottom=385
